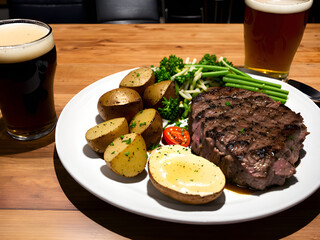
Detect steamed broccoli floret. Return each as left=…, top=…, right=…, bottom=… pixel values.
left=161, top=55, right=184, bottom=75
left=199, top=53, right=217, bottom=65
left=158, top=97, right=180, bottom=122
left=174, top=70, right=195, bottom=87
left=153, top=55, right=184, bottom=82
left=199, top=54, right=233, bottom=67
left=153, top=66, right=171, bottom=82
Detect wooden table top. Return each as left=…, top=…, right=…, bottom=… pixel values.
left=0, top=24, right=319, bottom=240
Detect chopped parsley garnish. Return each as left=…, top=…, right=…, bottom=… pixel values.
left=139, top=122, right=146, bottom=127
left=122, top=138, right=132, bottom=144
left=130, top=121, right=137, bottom=128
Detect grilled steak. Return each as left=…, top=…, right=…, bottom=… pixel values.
left=189, top=87, right=308, bottom=190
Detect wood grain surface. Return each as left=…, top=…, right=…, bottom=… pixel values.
left=0, top=24, right=319, bottom=240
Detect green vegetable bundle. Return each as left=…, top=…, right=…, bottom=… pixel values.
left=152, top=54, right=289, bottom=121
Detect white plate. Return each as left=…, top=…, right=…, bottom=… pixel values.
left=55, top=69, right=320, bottom=225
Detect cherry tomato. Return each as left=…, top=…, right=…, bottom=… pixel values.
left=163, top=126, right=190, bottom=147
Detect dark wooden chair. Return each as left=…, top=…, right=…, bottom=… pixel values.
left=162, top=0, right=242, bottom=23
left=162, top=0, right=205, bottom=23
left=7, top=0, right=96, bottom=23
left=95, top=0, right=159, bottom=24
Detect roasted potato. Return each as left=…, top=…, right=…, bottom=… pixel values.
left=98, top=87, right=143, bottom=123
left=104, top=133, right=147, bottom=177
left=119, top=67, right=155, bottom=95
left=129, top=108, right=162, bottom=149
left=148, top=145, right=225, bottom=204
left=85, top=117, right=129, bottom=153
left=143, top=80, right=178, bottom=109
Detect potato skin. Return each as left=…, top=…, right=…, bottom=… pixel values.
left=148, top=171, right=223, bottom=205
left=104, top=133, right=147, bottom=177
left=85, top=117, right=129, bottom=153
left=98, top=88, right=143, bottom=123
left=129, top=109, right=162, bottom=149
left=119, top=68, right=155, bottom=95
left=142, top=80, right=178, bottom=109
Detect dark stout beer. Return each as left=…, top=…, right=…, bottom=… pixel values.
left=244, top=0, right=313, bottom=80
left=0, top=19, right=57, bottom=140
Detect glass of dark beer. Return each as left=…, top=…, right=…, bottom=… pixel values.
left=244, top=0, right=313, bottom=80
left=0, top=19, right=57, bottom=140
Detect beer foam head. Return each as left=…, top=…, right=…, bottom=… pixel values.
left=245, top=0, right=313, bottom=14
left=0, top=20, right=55, bottom=63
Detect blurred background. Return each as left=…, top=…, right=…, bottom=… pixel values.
left=0, top=0, right=319, bottom=23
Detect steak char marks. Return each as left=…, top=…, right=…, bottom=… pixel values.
left=189, top=87, right=308, bottom=190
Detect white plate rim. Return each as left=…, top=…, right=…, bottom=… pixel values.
left=55, top=68, right=320, bottom=225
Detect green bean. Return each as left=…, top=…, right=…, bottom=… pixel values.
left=201, top=70, right=230, bottom=78
left=261, top=90, right=288, bottom=99
left=225, top=83, right=287, bottom=103
left=225, top=74, right=282, bottom=88
left=222, top=77, right=289, bottom=94
left=225, top=82, right=258, bottom=92
left=219, top=58, right=249, bottom=77
left=267, top=96, right=287, bottom=104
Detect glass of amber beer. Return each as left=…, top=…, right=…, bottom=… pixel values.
left=0, top=19, right=57, bottom=140
left=244, top=0, right=313, bottom=80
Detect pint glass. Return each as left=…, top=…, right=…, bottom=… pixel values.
left=244, top=0, right=313, bottom=80
left=0, top=19, right=57, bottom=140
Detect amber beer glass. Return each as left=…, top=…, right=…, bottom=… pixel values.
left=244, top=0, right=313, bottom=80
left=0, top=19, right=57, bottom=140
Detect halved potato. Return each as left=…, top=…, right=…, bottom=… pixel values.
left=119, top=67, right=155, bottom=95
left=142, top=80, right=178, bottom=109
left=129, top=108, right=162, bottom=149
left=85, top=117, right=128, bottom=153
left=148, top=145, right=225, bottom=204
left=104, top=133, right=147, bottom=177
left=98, top=87, right=143, bottom=123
